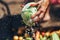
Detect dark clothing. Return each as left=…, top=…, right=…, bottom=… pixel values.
left=0, top=1, right=25, bottom=40
left=0, top=16, right=12, bottom=40
left=0, top=15, right=25, bottom=40
left=0, top=0, right=35, bottom=40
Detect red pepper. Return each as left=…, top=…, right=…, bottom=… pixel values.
left=42, top=32, right=45, bottom=36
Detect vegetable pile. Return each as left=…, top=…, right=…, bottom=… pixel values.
left=39, top=30, right=60, bottom=40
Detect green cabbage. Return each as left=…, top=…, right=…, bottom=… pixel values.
left=21, top=2, right=37, bottom=26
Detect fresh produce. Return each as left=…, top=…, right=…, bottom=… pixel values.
left=26, top=37, right=32, bottom=40
left=39, top=31, right=60, bottom=40
left=45, top=32, right=50, bottom=37
left=40, top=34, right=47, bottom=40
left=13, top=35, right=18, bottom=40
left=13, top=30, right=60, bottom=40
left=21, top=2, right=37, bottom=26
left=51, top=32, right=59, bottom=40
left=42, top=32, right=45, bottom=37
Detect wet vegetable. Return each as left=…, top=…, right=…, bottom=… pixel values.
left=21, top=2, right=37, bottom=26
left=40, top=35, right=47, bottom=40
left=51, top=32, right=59, bottom=40
left=26, top=37, right=32, bottom=40
left=42, top=36, right=47, bottom=40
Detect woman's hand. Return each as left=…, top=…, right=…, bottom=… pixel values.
left=30, top=0, right=50, bottom=22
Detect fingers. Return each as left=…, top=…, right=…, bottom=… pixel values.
left=39, top=12, right=45, bottom=19
left=36, top=7, right=46, bottom=16
left=30, top=0, right=43, bottom=7
left=31, top=0, right=49, bottom=22
left=31, top=13, right=36, bottom=19
left=31, top=10, right=45, bottom=22
left=32, top=16, right=40, bottom=22
left=31, top=7, right=46, bottom=22
left=31, top=7, right=45, bottom=19
left=30, top=3, right=38, bottom=6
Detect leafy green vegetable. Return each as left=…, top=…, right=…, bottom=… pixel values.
left=26, top=37, right=32, bottom=40
left=21, top=2, right=37, bottom=26
left=51, top=32, right=59, bottom=40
